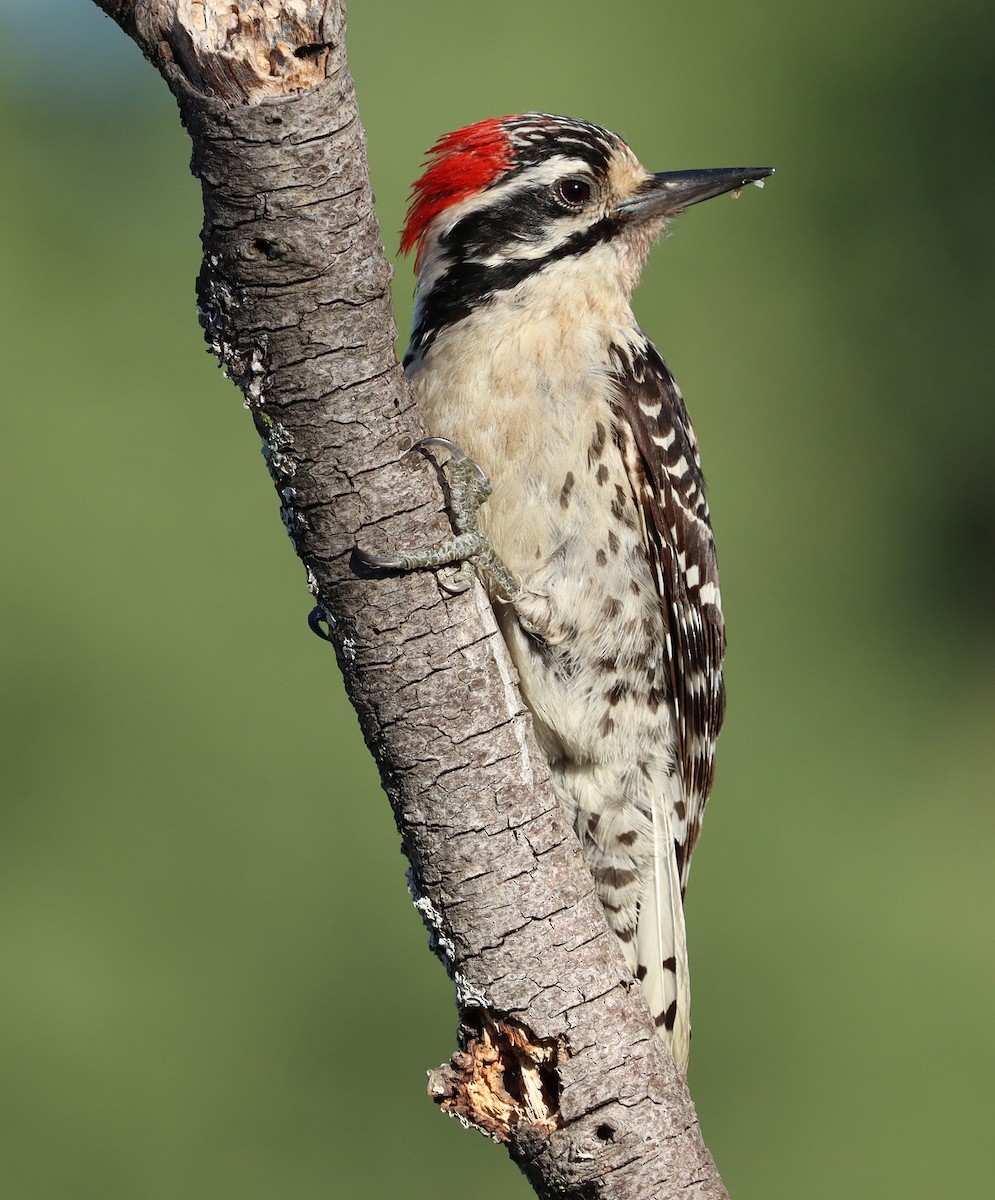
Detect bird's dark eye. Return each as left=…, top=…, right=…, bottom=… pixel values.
left=555, top=176, right=594, bottom=207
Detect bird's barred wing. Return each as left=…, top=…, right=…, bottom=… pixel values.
left=610, top=337, right=727, bottom=891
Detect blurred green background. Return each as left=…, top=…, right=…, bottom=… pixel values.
left=2, top=1, right=993, bottom=1197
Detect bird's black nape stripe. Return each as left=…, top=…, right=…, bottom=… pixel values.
left=406, top=210, right=623, bottom=362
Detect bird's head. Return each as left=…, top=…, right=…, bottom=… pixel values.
left=401, top=114, right=772, bottom=299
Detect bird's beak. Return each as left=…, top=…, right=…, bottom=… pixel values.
left=619, top=167, right=774, bottom=221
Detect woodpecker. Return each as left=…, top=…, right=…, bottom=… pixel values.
left=363, top=114, right=771, bottom=1067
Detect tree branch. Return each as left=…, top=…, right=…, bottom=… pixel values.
left=88, top=2, right=730, bottom=1195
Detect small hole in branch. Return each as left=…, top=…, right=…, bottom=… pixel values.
left=294, top=41, right=333, bottom=59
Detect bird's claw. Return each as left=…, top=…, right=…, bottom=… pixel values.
left=354, top=439, right=517, bottom=600
left=415, top=437, right=490, bottom=489
left=438, top=561, right=476, bottom=596
left=353, top=547, right=406, bottom=572
left=307, top=605, right=335, bottom=642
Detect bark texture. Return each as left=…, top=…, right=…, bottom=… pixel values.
left=90, top=2, right=730, bottom=1196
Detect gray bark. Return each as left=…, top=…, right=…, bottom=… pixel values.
left=89, top=2, right=730, bottom=1196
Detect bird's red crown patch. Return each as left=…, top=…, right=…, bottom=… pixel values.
left=400, top=117, right=515, bottom=264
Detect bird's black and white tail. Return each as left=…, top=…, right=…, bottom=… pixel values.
left=635, top=798, right=691, bottom=1067
left=561, top=766, right=692, bottom=1068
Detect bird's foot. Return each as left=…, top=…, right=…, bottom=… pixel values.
left=355, top=437, right=520, bottom=601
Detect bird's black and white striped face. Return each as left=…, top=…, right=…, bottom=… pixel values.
left=402, top=115, right=661, bottom=355
left=402, top=114, right=772, bottom=361
left=424, top=117, right=650, bottom=272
